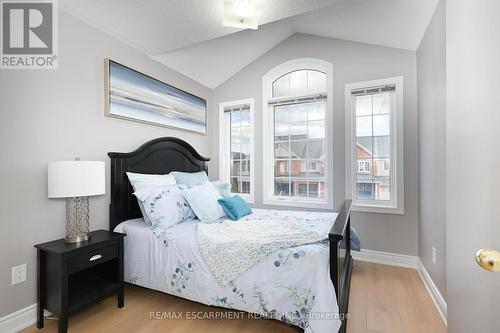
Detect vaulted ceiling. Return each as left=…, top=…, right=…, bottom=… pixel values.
left=61, top=0, right=438, bottom=88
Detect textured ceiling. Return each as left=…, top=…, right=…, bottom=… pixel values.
left=61, top=0, right=438, bottom=88
left=60, top=0, right=335, bottom=54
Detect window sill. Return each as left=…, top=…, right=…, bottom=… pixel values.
left=351, top=203, right=404, bottom=215
left=263, top=198, right=332, bottom=210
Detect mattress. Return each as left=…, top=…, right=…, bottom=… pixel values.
left=114, top=209, right=341, bottom=333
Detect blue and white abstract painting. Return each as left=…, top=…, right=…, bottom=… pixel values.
left=107, top=60, right=206, bottom=134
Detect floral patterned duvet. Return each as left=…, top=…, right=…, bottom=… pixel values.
left=114, top=209, right=341, bottom=333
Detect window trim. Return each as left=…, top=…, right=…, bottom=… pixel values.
left=345, top=76, right=404, bottom=214
left=262, top=58, right=334, bottom=209
left=218, top=98, right=255, bottom=204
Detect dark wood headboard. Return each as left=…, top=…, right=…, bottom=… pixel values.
left=108, top=137, right=210, bottom=231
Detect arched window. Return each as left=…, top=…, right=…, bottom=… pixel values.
left=262, top=58, right=333, bottom=208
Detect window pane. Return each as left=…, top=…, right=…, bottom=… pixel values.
left=373, top=114, right=390, bottom=136
left=298, top=183, right=308, bottom=196
left=356, top=181, right=374, bottom=200
left=227, top=107, right=252, bottom=195
left=356, top=159, right=372, bottom=173
left=308, top=102, right=325, bottom=121
left=241, top=181, right=250, bottom=194
left=289, top=70, right=307, bottom=96
left=374, top=158, right=390, bottom=177
left=275, top=105, right=289, bottom=123
left=230, top=177, right=239, bottom=193
left=274, top=181, right=291, bottom=196
left=231, top=125, right=241, bottom=140
left=373, top=136, right=390, bottom=158
left=275, top=142, right=289, bottom=159
left=290, top=122, right=308, bottom=137
left=240, top=143, right=251, bottom=158
left=272, top=70, right=326, bottom=98
left=231, top=142, right=241, bottom=160
left=289, top=140, right=307, bottom=159
left=231, top=110, right=241, bottom=125
left=232, top=160, right=241, bottom=176
left=353, top=90, right=394, bottom=204
left=273, top=74, right=290, bottom=98
left=308, top=70, right=326, bottom=93
left=373, top=175, right=390, bottom=201
left=356, top=116, right=372, bottom=137
left=357, top=137, right=372, bottom=158
left=240, top=109, right=250, bottom=126
left=308, top=120, right=325, bottom=139
left=275, top=123, right=289, bottom=139
left=289, top=105, right=308, bottom=123
left=240, top=159, right=250, bottom=176
left=308, top=182, right=322, bottom=197
left=308, top=160, right=325, bottom=176
left=275, top=160, right=289, bottom=176
left=373, top=93, right=390, bottom=115
left=240, top=127, right=250, bottom=144
left=307, top=139, right=324, bottom=159
left=356, top=95, right=372, bottom=116
left=272, top=85, right=327, bottom=201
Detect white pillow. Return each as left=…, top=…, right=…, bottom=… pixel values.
left=211, top=181, right=231, bottom=197
left=126, top=172, right=177, bottom=225
left=181, top=181, right=226, bottom=223
left=133, top=185, right=195, bottom=229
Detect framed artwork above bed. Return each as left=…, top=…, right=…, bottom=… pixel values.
left=104, top=59, right=207, bottom=135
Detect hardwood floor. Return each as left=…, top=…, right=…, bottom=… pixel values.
left=20, top=261, right=446, bottom=333
left=347, top=261, right=446, bottom=333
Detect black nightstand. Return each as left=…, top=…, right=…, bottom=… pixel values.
left=34, top=230, right=125, bottom=333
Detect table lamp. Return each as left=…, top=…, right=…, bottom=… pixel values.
left=48, top=159, right=105, bottom=243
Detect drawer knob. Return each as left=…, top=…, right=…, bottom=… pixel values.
left=89, top=254, right=102, bottom=262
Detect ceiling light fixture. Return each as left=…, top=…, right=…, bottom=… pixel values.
left=223, top=0, right=259, bottom=30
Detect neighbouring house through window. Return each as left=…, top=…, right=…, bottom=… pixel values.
left=263, top=58, right=333, bottom=208
left=346, top=77, right=404, bottom=214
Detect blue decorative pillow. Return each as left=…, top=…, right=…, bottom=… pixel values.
left=171, top=171, right=209, bottom=185
left=217, top=195, right=252, bottom=220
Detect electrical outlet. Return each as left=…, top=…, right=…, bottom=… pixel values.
left=12, top=264, right=27, bottom=285
left=432, top=247, right=437, bottom=264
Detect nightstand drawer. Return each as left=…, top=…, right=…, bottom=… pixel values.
left=68, top=244, right=117, bottom=274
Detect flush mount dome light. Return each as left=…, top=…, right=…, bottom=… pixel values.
left=223, top=0, right=259, bottom=30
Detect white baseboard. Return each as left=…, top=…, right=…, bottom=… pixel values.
left=417, top=259, right=447, bottom=326
left=0, top=304, right=51, bottom=333
left=351, top=249, right=418, bottom=269
left=0, top=303, right=38, bottom=333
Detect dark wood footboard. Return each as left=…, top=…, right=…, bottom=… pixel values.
left=329, top=200, right=353, bottom=333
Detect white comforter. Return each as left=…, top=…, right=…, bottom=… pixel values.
left=114, top=208, right=341, bottom=333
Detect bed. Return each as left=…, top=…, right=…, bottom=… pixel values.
left=108, top=137, right=353, bottom=333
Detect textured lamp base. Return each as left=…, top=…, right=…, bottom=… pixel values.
left=65, top=196, right=91, bottom=244
left=64, top=233, right=90, bottom=244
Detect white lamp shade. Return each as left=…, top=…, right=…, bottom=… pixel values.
left=48, top=161, right=105, bottom=198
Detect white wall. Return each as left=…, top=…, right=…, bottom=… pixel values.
left=212, top=34, right=419, bottom=255
left=417, top=0, right=447, bottom=299
left=0, top=11, right=213, bottom=317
